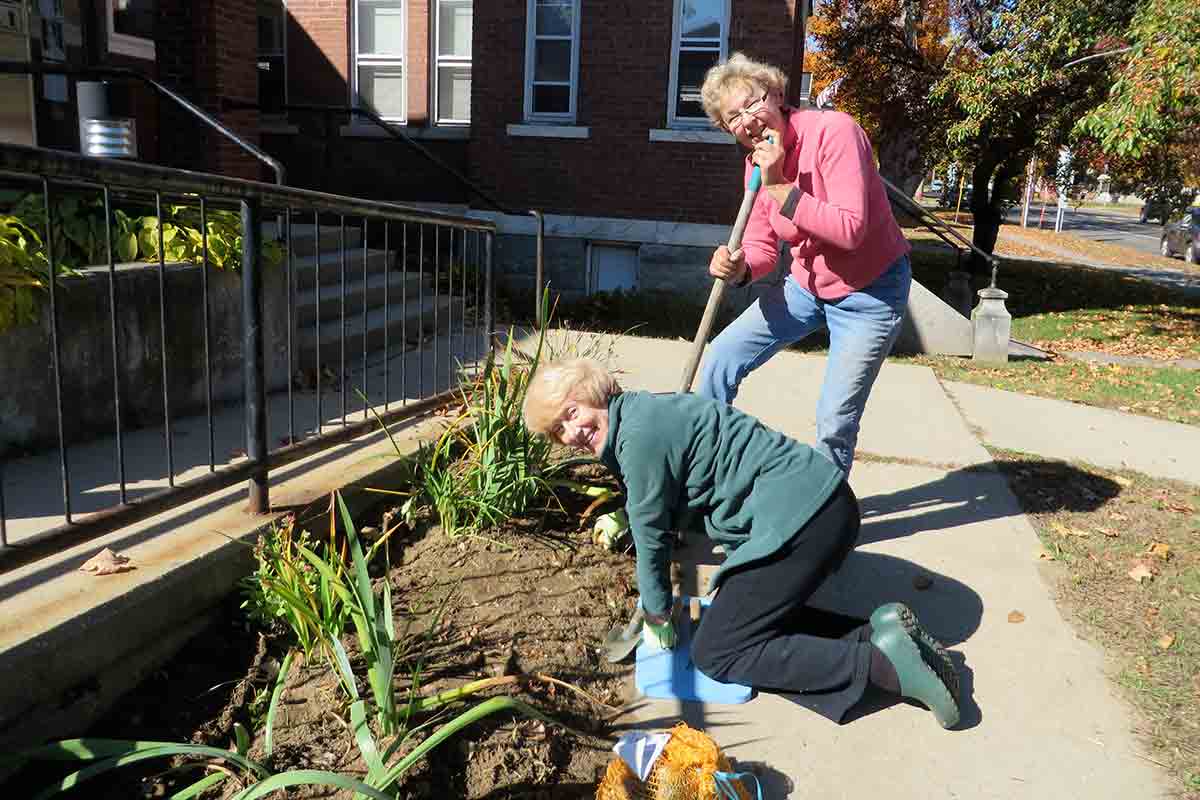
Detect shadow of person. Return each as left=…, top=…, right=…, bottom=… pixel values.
left=855, top=459, right=1122, bottom=545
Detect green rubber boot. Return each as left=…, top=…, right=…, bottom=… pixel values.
left=870, top=602, right=960, bottom=706
left=869, top=604, right=961, bottom=729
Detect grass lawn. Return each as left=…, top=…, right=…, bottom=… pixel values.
left=991, top=449, right=1200, bottom=796
left=905, top=245, right=1199, bottom=424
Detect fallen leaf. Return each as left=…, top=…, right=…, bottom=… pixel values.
left=1095, top=527, right=1119, bottom=538
left=1109, top=511, right=1127, bottom=521
left=1129, top=562, right=1154, bottom=583
left=1036, top=548, right=1056, bottom=561
left=1166, top=503, right=1194, bottom=514
left=1157, top=634, right=1176, bottom=651
left=1148, top=542, right=1171, bottom=561
left=1007, top=610, right=1026, bottom=624
left=79, top=548, right=135, bottom=576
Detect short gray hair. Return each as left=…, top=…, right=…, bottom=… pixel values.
left=700, top=52, right=789, bottom=128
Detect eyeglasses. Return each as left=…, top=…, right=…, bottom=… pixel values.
left=725, top=90, right=769, bottom=133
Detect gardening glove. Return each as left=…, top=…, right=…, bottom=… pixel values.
left=593, top=508, right=629, bottom=551
left=642, top=612, right=676, bottom=651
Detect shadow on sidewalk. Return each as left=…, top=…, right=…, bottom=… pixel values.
left=855, top=460, right=1122, bottom=545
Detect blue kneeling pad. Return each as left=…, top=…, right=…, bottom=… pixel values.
left=635, top=595, right=754, bottom=704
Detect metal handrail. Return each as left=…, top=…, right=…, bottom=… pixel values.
left=0, top=141, right=496, bottom=569
left=229, top=99, right=549, bottom=318
left=0, top=61, right=286, bottom=185
left=0, top=142, right=494, bottom=230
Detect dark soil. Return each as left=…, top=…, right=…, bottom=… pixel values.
left=8, top=464, right=639, bottom=799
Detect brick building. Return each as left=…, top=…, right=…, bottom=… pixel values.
left=468, top=0, right=812, bottom=301
left=1, top=1, right=813, bottom=302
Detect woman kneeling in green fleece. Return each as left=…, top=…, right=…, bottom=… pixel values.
left=523, top=358, right=961, bottom=728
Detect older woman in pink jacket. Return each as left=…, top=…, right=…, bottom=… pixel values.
left=698, top=54, right=911, bottom=476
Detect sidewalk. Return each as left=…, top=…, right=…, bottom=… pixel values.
left=552, top=332, right=1176, bottom=799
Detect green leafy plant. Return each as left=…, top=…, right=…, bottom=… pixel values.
left=417, top=288, right=558, bottom=538
left=0, top=215, right=54, bottom=330
left=240, top=513, right=349, bottom=662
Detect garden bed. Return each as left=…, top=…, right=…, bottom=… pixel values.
left=8, top=462, right=640, bottom=799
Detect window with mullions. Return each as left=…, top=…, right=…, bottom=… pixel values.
left=435, top=0, right=471, bottom=124
left=524, top=0, right=580, bottom=121
left=668, top=0, right=729, bottom=127
left=354, top=0, right=406, bottom=122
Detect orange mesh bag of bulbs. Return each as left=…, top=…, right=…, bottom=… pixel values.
left=596, top=723, right=757, bottom=800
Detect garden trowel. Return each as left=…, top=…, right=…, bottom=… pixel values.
left=602, top=605, right=645, bottom=663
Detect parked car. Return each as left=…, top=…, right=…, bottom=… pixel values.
left=1159, top=208, right=1199, bottom=263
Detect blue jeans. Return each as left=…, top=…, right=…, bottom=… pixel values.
left=697, top=255, right=912, bottom=475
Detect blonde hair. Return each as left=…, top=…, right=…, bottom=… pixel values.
left=522, top=358, right=622, bottom=436
left=700, top=52, right=789, bottom=128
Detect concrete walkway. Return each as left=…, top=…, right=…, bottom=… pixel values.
left=944, top=380, right=1200, bottom=485
left=552, top=332, right=1179, bottom=799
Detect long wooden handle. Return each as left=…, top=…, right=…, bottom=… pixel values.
left=677, top=168, right=764, bottom=393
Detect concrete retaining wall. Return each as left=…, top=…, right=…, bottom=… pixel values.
left=0, top=262, right=291, bottom=453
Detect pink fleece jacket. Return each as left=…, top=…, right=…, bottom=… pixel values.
left=740, top=108, right=910, bottom=300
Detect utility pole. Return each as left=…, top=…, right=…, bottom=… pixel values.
left=1021, top=159, right=1035, bottom=228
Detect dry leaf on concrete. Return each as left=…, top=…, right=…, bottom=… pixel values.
left=1036, top=548, right=1056, bottom=561
left=1007, top=610, right=1026, bottom=624
left=1157, top=634, right=1176, bottom=651
left=1128, top=562, right=1155, bottom=583
left=1147, top=542, right=1172, bottom=561
left=79, top=548, right=135, bottom=576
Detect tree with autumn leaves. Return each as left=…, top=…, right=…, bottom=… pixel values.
left=808, top=0, right=1197, bottom=280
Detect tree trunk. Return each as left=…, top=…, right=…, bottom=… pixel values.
left=967, top=158, right=1020, bottom=285
left=876, top=125, right=926, bottom=200
left=967, top=161, right=1001, bottom=281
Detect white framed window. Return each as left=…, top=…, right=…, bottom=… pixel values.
left=434, top=0, right=471, bottom=124
left=354, top=0, right=407, bottom=123
left=523, top=0, right=580, bottom=122
left=587, top=243, right=639, bottom=294
left=107, top=0, right=157, bottom=61
left=257, top=0, right=287, bottom=115
left=667, top=0, right=729, bottom=128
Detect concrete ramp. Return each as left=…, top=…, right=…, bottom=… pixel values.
left=895, top=279, right=973, bottom=356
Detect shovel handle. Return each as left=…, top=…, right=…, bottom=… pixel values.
left=678, top=163, right=765, bottom=393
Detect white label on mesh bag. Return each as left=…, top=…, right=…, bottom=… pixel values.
left=612, top=731, right=672, bottom=782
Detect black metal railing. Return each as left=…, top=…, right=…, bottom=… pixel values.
left=0, top=143, right=495, bottom=569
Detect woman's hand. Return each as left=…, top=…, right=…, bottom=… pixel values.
left=709, top=245, right=747, bottom=283
left=752, top=128, right=786, bottom=187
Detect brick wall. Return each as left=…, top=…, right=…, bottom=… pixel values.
left=469, top=0, right=800, bottom=225
left=117, top=0, right=263, bottom=180
left=278, top=1, right=468, bottom=202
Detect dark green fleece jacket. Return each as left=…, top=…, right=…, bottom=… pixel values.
left=599, top=391, right=845, bottom=618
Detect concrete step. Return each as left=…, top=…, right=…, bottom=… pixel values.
left=290, top=248, right=394, bottom=290
left=296, top=295, right=465, bottom=367
left=295, top=270, right=428, bottom=327
left=262, top=222, right=364, bottom=257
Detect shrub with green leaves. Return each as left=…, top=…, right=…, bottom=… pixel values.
left=0, top=192, right=284, bottom=332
